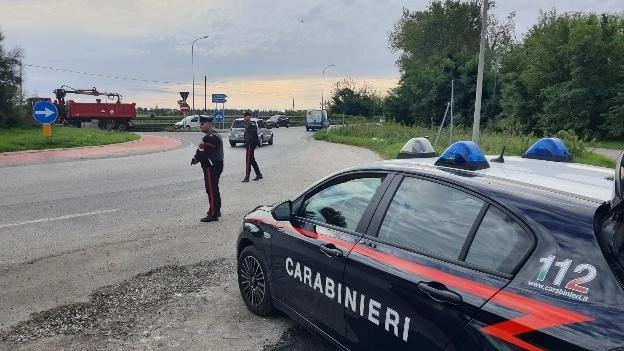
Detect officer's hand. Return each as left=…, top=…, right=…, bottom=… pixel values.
left=191, top=158, right=198, bottom=166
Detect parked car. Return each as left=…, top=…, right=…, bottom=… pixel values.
left=229, top=118, right=274, bottom=147
left=266, top=115, right=290, bottom=128
left=173, top=115, right=200, bottom=129
left=235, top=137, right=624, bottom=351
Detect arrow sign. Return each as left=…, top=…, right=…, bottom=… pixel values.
left=211, top=93, right=227, bottom=99
left=32, top=101, right=58, bottom=124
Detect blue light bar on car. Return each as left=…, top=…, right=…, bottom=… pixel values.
left=522, top=138, right=572, bottom=162
left=434, top=141, right=490, bottom=170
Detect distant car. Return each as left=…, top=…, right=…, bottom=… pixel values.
left=229, top=118, right=274, bottom=147
left=174, top=115, right=200, bottom=129
left=266, top=115, right=290, bottom=128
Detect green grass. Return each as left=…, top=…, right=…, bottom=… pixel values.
left=588, top=140, right=624, bottom=150
left=0, top=126, right=140, bottom=152
left=314, top=122, right=616, bottom=168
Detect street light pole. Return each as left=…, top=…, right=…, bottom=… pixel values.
left=192, top=35, right=209, bottom=114
left=472, top=0, right=488, bottom=143
left=322, top=64, right=335, bottom=110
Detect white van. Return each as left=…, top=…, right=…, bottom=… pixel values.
left=174, top=115, right=201, bottom=129
left=305, top=110, right=329, bottom=131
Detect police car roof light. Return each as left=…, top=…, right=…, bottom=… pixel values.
left=522, top=137, right=572, bottom=162
left=434, top=141, right=490, bottom=170
left=397, top=137, right=437, bottom=159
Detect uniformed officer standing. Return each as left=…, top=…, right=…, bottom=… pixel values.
left=242, top=111, right=263, bottom=182
left=191, top=115, right=224, bottom=222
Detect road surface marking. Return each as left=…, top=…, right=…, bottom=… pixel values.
left=0, top=209, right=119, bottom=229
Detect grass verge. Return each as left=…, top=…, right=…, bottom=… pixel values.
left=0, top=127, right=140, bottom=152
left=314, top=123, right=616, bottom=168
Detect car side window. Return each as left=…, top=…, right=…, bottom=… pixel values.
left=377, top=177, right=484, bottom=260
left=465, top=206, right=531, bottom=274
left=191, top=117, right=198, bottom=122
left=299, top=176, right=384, bottom=232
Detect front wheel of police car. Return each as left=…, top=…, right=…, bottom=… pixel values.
left=237, top=246, right=274, bottom=316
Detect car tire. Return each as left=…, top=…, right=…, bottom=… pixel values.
left=259, top=136, right=264, bottom=147
left=286, top=124, right=289, bottom=128
left=268, top=135, right=273, bottom=145
left=237, top=246, right=273, bottom=316
left=230, top=141, right=236, bottom=147
left=186, top=125, right=191, bottom=130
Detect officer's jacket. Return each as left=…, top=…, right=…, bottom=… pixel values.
left=194, top=129, right=223, bottom=168
left=244, top=121, right=260, bottom=147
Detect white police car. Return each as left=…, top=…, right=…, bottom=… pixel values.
left=236, top=138, right=623, bottom=350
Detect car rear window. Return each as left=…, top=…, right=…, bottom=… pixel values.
left=232, top=120, right=246, bottom=128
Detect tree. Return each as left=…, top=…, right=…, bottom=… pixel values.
left=327, top=79, right=383, bottom=117
left=0, top=31, right=23, bottom=128
left=385, top=1, right=514, bottom=127
left=499, top=11, right=624, bottom=137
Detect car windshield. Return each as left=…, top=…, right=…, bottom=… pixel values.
left=231, top=120, right=247, bottom=128
left=267, top=116, right=279, bottom=121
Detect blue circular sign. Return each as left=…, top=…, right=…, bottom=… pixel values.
left=32, top=101, right=59, bottom=124
left=214, top=110, right=224, bottom=122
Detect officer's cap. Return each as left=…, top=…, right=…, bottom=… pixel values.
left=243, top=111, right=252, bottom=117
left=199, top=115, right=213, bottom=123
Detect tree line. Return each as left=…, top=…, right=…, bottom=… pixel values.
left=327, top=1, right=624, bottom=139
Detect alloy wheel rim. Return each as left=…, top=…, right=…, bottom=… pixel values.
left=239, top=255, right=266, bottom=307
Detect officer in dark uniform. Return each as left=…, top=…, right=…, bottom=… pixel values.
left=191, top=115, right=224, bottom=222
left=242, top=111, right=263, bottom=182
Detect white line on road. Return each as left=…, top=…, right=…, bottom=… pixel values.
left=0, top=209, right=120, bottom=229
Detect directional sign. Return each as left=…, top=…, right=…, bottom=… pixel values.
left=32, top=101, right=58, bottom=124
left=212, top=98, right=227, bottom=103
left=214, top=110, right=224, bottom=122
left=211, top=93, right=227, bottom=99
left=179, top=91, right=190, bottom=101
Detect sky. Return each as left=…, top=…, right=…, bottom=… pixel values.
left=1, top=0, right=622, bottom=111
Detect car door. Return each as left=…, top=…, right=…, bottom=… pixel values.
left=342, top=175, right=529, bottom=350
left=270, top=172, right=393, bottom=347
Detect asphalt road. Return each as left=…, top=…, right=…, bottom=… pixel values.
left=0, top=128, right=380, bottom=350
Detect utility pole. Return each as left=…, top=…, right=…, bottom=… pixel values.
left=472, top=0, right=488, bottom=144
left=204, top=75, right=207, bottom=112
left=450, top=79, right=454, bottom=145
left=19, top=58, right=23, bottom=109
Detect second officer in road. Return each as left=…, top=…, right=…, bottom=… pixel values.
left=191, top=115, right=224, bottom=222
left=242, top=111, right=263, bottom=182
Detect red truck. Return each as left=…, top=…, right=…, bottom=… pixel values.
left=54, top=86, right=136, bottom=130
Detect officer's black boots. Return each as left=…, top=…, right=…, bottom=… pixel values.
left=200, top=215, right=218, bottom=222
left=242, top=178, right=250, bottom=182
left=253, top=175, right=263, bottom=181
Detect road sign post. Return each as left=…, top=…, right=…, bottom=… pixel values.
left=32, top=101, right=58, bottom=138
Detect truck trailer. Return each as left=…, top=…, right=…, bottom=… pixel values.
left=54, top=86, right=136, bottom=130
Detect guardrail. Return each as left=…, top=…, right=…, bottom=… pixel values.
left=132, top=116, right=307, bottom=132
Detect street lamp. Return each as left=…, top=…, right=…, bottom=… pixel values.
left=321, top=64, right=335, bottom=110
left=192, top=35, right=209, bottom=113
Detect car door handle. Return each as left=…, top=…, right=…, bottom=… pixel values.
left=319, top=243, right=343, bottom=258
left=417, top=281, right=462, bottom=305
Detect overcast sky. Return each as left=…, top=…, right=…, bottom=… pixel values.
left=1, top=0, right=621, bottom=111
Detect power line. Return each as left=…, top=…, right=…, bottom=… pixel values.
left=24, top=63, right=186, bottom=85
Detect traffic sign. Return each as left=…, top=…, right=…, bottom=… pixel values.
left=212, top=98, right=227, bottom=103
left=32, top=101, right=58, bottom=124
left=211, top=93, right=227, bottom=99
left=179, top=91, right=190, bottom=101
left=214, top=110, right=224, bottom=122
left=180, top=102, right=190, bottom=112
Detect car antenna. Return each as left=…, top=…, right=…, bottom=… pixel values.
left=490, top=137, right=509, bottom=163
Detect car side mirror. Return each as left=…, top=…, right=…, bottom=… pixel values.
left=272, top=200, right=293, bottom=221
